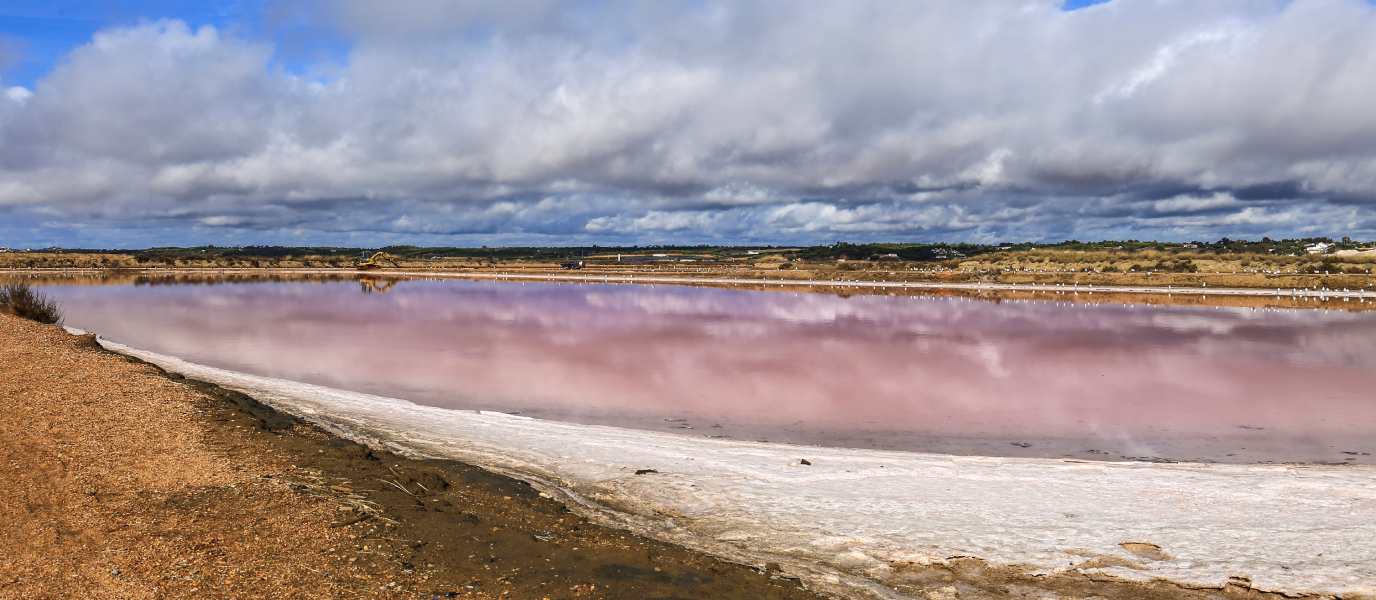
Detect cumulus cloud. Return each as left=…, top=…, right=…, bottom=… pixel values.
left=4, top=0, right=1376, bottom=246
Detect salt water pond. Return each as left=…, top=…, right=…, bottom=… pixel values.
left=44, top=275, right=1376, bottom=465
left=35, top=274, right=1376, bottom=596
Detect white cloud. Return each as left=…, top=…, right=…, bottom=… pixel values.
left=4, top=0, right=1376, bottom=246
left=1093, top=27, right=1247, bottom=104
left=199, top=215, right=246, bottom=226
left=1152, top=192, right=1243, bottom=214
left=701, top=182, right=776, bottom=206
left=3, top=87, right=31, bottom=104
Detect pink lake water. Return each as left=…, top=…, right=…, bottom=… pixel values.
left=44, top=277, right=1376, bottom=464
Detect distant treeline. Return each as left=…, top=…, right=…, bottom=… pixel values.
left=793, top=237, right=1367, bottom=260
left=10, top=236, right=1369, bottom=262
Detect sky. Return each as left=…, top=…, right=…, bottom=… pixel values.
left=3, top=0, right=1376, bottom=249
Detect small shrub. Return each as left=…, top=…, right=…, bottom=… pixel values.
left=1152, top=260, right=1197, bottom=273
left=777, top=263, right=794, bottom=270
left=0, top=283, right=64, bottom=324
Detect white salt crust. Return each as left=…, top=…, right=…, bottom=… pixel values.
left=86, top=331, right=1376, bottom=598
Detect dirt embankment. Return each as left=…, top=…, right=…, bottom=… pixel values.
left=0, top=314, right=818, bottom=600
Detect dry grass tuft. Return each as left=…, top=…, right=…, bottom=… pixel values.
left=0, top=283, right=63, bottom=324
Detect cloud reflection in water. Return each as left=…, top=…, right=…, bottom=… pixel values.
left=52, top=279, right=1376, bottom=463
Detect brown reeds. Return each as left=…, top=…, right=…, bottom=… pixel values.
left=0, top=283, right=63, bottom=324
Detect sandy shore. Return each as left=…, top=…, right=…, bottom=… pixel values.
left=0, top=314, right=819, bottom=600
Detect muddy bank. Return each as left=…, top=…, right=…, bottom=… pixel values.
left=159, top=367, right=824, bottom=600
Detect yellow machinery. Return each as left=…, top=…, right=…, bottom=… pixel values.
left=358, top=276, right=399, bottom=293
left=357, top=251, right=400, bottom=270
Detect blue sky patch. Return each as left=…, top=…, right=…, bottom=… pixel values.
left=1062, top=0, right=1113, bottom=10
left=0, top=0, right=349, bottom=88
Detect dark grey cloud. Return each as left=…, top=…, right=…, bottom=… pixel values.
left=3, top=0, right=1376, bottom=247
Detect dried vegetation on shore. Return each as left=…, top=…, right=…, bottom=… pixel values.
left=0, top=283, right=63, bottom=324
